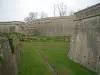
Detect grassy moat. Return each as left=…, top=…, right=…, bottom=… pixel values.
left=18, top=36, right=97, bottom=75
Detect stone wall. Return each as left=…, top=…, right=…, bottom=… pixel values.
left=26, top=16, right=74, bottom=36
left=68, top=3, right=100, bottom=74
left=0, top=37, right=22, bottom=75
left=0, top=21, right=25, bottom=34
left=0, top=17, right=74, bottom=36
left=0, top=25, right=16, bottom=33
left=0, top=3, right=100, bottom=74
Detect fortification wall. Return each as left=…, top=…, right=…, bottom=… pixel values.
left=0, top=37, right=22, bottom=75
left=0, top=17, right=74, bottom=36
left=0, top=25, right=16, bottom=33
left=0, top=22, right=25, bottom=33
left=68, top=3, right=100, bottom=74
left=26, top=16, right=74, bottom=36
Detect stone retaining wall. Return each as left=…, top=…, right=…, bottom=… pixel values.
left=68, top=2, right=100, bottom=74
left=26, top=16, right=74, bottom=36
left=0, top=37, right=22, bottom=75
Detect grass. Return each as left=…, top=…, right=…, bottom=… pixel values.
left=18, top=42, right=53, bottom=75
left=18, top=41, right=97, bottom=75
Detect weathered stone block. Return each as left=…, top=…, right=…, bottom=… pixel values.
left=69, top=2, right=100, bottom=74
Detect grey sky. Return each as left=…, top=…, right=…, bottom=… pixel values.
left=0, top=0, right=100, bottom=22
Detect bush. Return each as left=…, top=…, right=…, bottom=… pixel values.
left=0, top=55, right=3, bottom=64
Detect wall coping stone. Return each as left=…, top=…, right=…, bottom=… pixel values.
left=74, top=3, right=100, bottom=20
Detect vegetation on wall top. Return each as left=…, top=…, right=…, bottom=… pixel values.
left=0, top=55, right=3, bottom=64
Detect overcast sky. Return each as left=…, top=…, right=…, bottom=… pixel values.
left=0, top=0, right=100, bottom=22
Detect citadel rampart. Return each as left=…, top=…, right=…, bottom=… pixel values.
left=0, top=21, right=25, bottom=34
left=68, top=3, right=100, bottom=74
left=26, top=16, right=74, bottom=36
left=0, top=17, right=74, bottom=36
left=0, top=37, right=22, bottom=75
left=0, top=2, right=100, bottom=74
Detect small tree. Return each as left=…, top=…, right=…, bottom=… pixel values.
left=24, top=12, right=38, bottom=23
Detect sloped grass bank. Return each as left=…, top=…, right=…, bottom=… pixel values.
left=18, top=41, right=97, bottom=75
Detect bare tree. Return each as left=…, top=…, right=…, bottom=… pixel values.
left=53, top=4, right=58, bottom=17
left=40, top=12, right=48, bottom=19
left=54, top=4, right=56, bottom=17
left=24, top=12, right=38, bottom=23
left=57, top=2, right=67, bottom=16
left=54, top=2, right=67, bottom=16
left=29, top=12, right=38, bottom=21
left=24, top=17, right=30, bottom=23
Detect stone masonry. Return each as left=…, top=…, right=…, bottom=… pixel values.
left=0, top=16, right=75, bottom=36
left=0, top=37, right=22, bottom=75
left=0, top=2, right=100, bottom=74
left=68, top=3, right=100, bottom=74
left=26, top=16, right=74, bottom=36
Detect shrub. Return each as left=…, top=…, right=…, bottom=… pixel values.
left=0, top=55, right=3, bottom=64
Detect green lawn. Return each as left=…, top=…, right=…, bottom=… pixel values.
left=18, top=41, right=97, bottom=75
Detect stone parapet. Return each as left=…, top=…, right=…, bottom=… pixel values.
left=74, top=3, right=100, bottom=20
